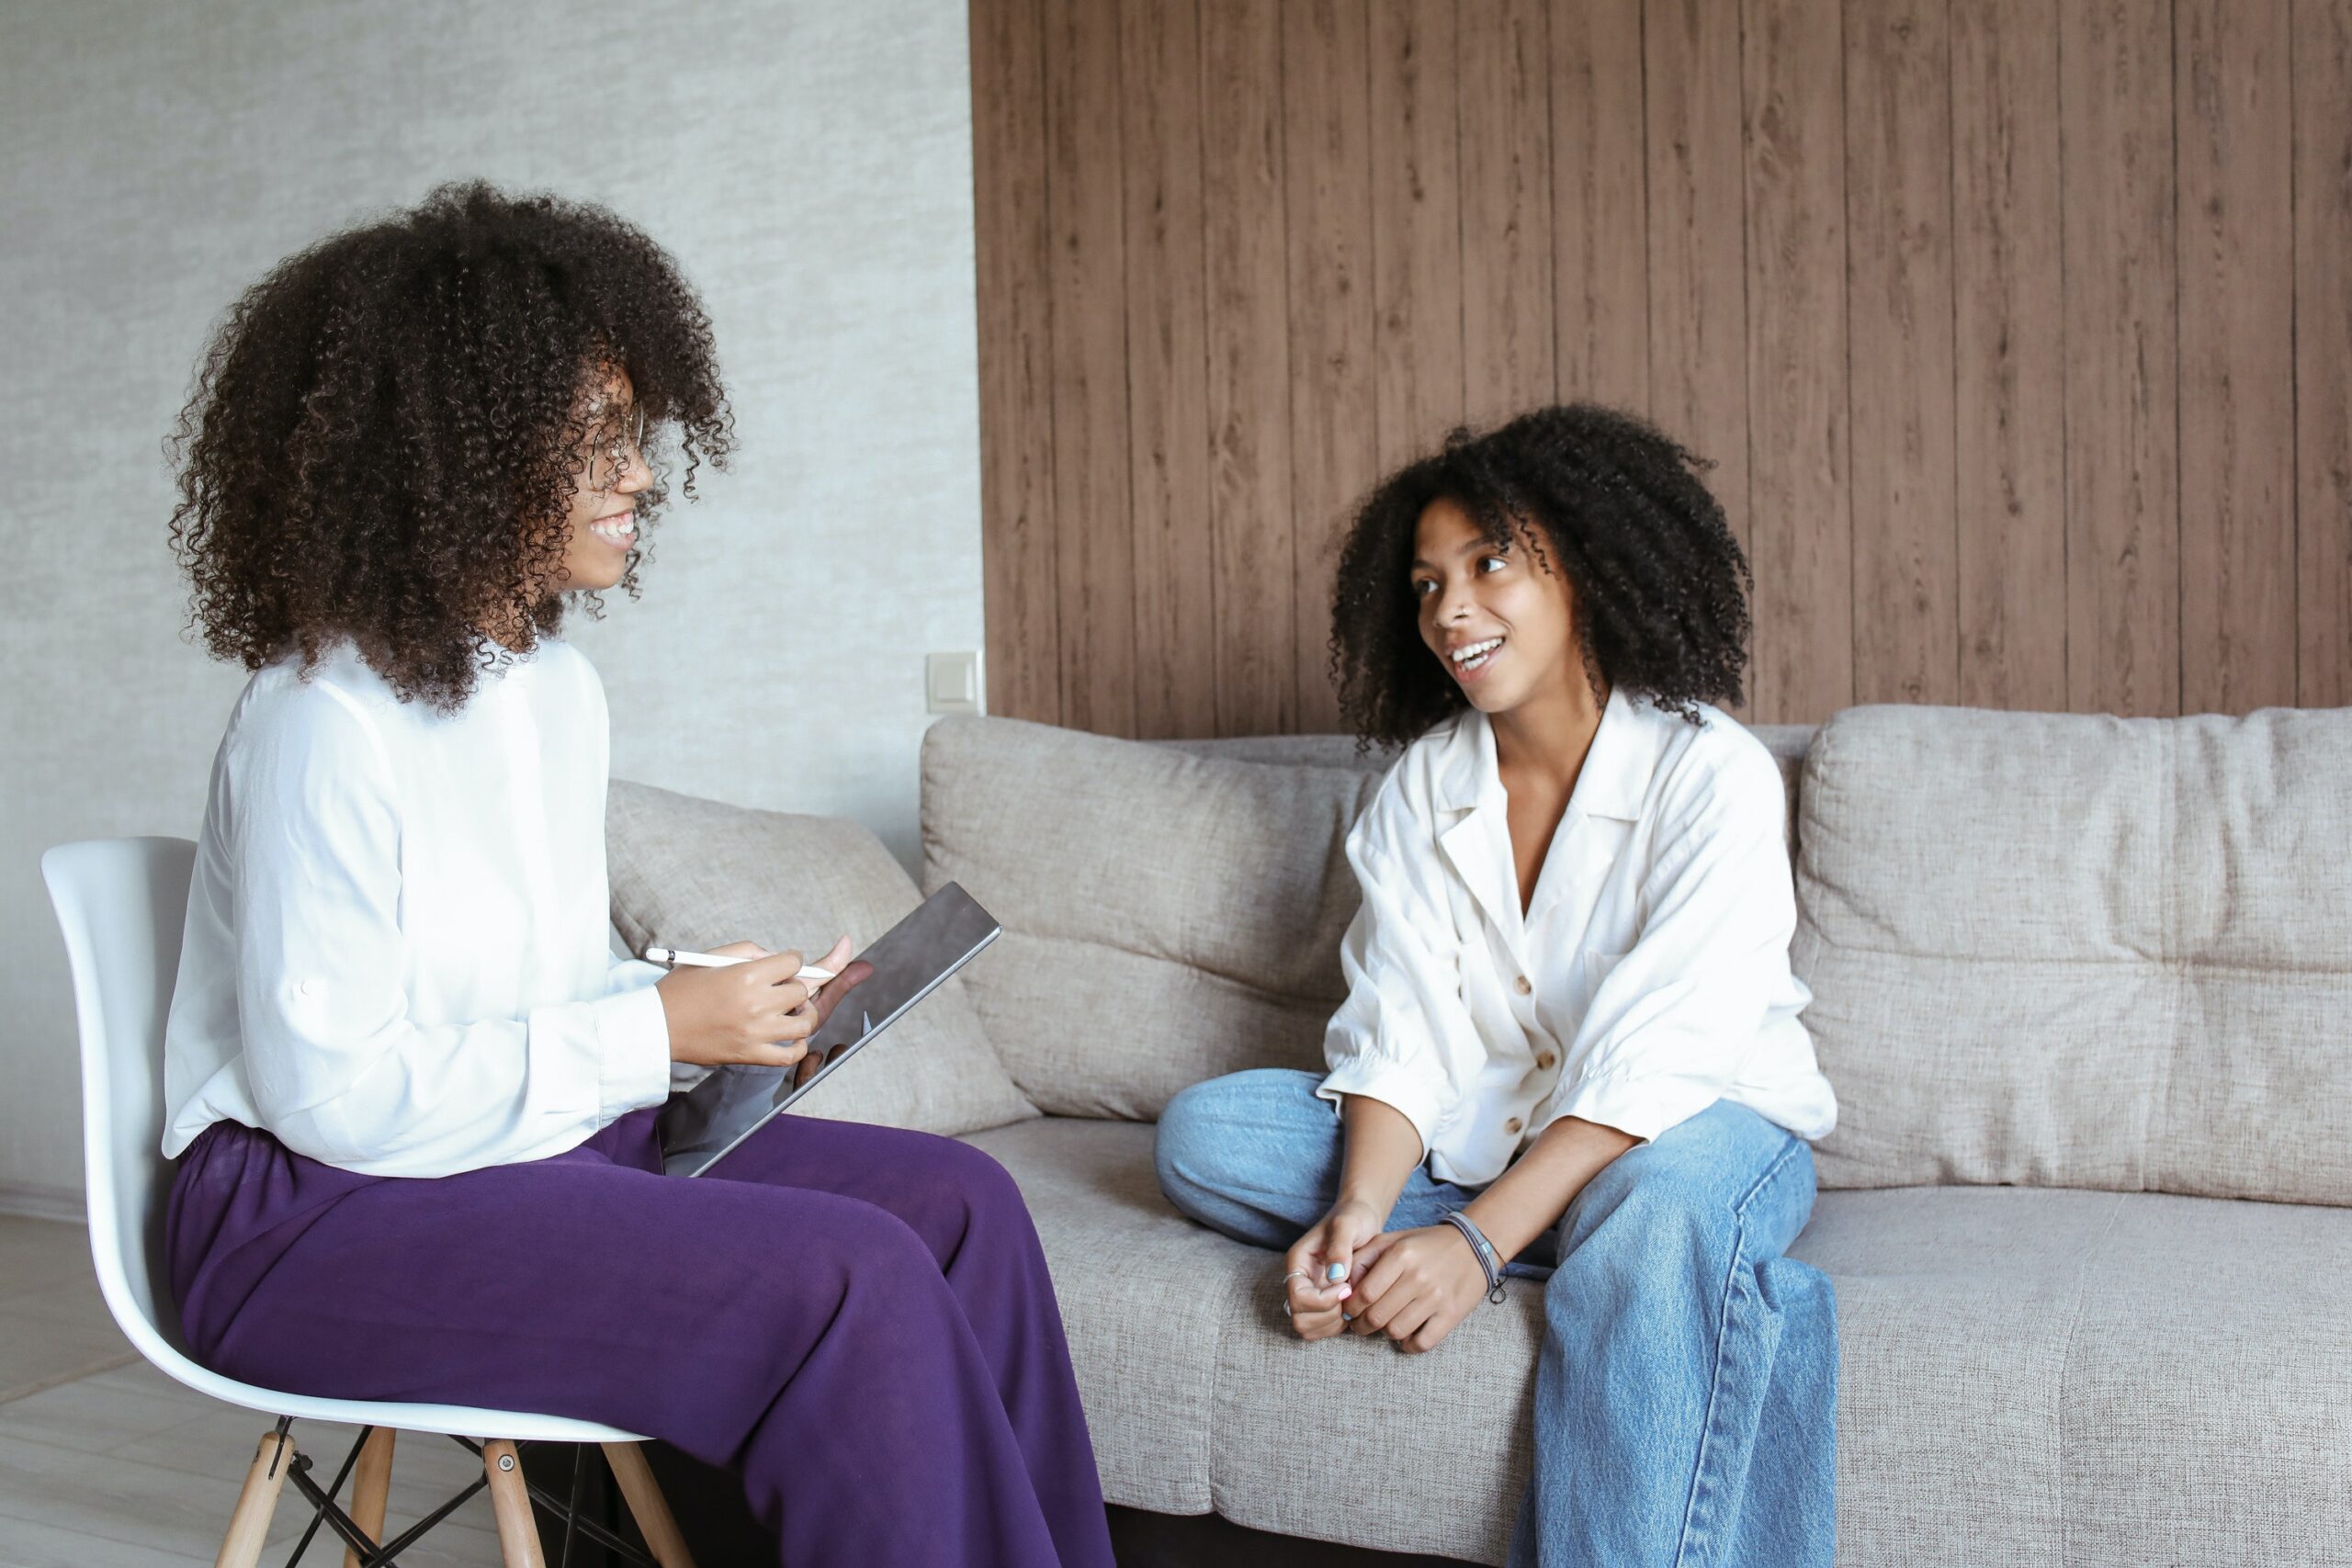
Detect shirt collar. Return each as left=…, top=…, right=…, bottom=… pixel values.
left=1432, top=685, right=1658, bottom=822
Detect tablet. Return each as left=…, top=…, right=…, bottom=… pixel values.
left=655, top=883, right=1001, bottom=1178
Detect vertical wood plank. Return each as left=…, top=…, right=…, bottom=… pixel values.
left=1460, top=0, right=1556, bottom=426
left=969, top=0, right=1060, bottom=724
left=1283, top=0, right=1379, bottom=733
left=2298, top=0, right=2352, bottom=706
left=1121, top=0, right=1216, bottom=738
left=1044, top=0, right=1137, bottom=736
left=1371, top=0, right=1466, bottom=470
left=1202, top=0, right=1297, bottom=735
left=2061, top=0, right=2178, bottom=716
left=1645, top=0, right=1755, bottom=714
left=1846, top=0, right=1959, bottom=706
left=1744, top=0, right=1854, bottom=724
left=1952, top=0, right=2067, bottom=712
left=2177, top=0, right=2296, bottom=715
left=1552, top=0, right=1651, bottom=412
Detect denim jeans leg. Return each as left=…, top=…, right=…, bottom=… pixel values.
left=1506, top=1100, right=1836, bottom=1568
left=1151, top=1069, right=1558, bottom=1269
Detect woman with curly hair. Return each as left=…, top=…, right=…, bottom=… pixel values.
left=1155, top=405, right=1839, bottom=1566
left=161, top=182, right=1113, bottom=1568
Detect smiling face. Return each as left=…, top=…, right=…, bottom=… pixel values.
left=1411, top=496, right=1581, bottom=716
left=554, top=365, right=650, bottom=595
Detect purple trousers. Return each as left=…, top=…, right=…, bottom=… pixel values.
left=166, top=1108, right=1114, bottom=1568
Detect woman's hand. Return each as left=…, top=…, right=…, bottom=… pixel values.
left=1282, top=1198, right=1385, bottom=1341
left=1340, top=1224, right=1488, bottom=1353
left=656, top=937, right=870, bottom=1068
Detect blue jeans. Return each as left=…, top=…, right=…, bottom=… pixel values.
left=1153, top=1068, right=1835, bottom=1568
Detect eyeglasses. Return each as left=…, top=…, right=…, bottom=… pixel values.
left=584, top=403, right=650, bottom=490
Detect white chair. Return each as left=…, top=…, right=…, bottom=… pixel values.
left=42, top=837, right=697, bottom=1568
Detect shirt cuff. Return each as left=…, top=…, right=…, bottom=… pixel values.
left=1317, top=1058, right=1446, bottom=1162
left=590, top=984, right=674, bottom=1121
left=1548, top=1065, right=1720, bottom=1145
left=606, top=955, right=669, bottom=995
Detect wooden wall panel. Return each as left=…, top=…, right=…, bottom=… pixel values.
left=2061, top=0, right=2179, bottom=716
left=1846, top=0, right=1959, bottom=706
left=2177, top=0, right=2296, bottom=715
left=1119, top=0, right=1215, bottom=739
left=971, top=0, right=2349, bottom=736
left=1951, top=0, right=2066, bottom=712
left=1283, top=0, right=1378, bottom=732
left=1550, top=0, right=1648, bottom=411
left=1459, top=0, right=1556, bottom=426
left=969, top=0, right=1059, bottom=727
left=2295, top=0, right=2352, bottom=707
left=1370, top=0, right=1466, bottom=470
left=1644, top=0, right=1754, bottom=716
left=1201, top=0, right=1296, bottom=734
left=1042, top=0, right=1136, bottom=735
left=1744, top=0, right=1854, bottom=724
left=1643, top=0, right=1751, bottom=562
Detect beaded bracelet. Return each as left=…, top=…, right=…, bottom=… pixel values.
left=1441, top=1210, right=1509, bottom=1305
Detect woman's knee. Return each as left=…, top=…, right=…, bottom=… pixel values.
left=885, top=1134, right=1033, bottom=1262
left=1153, top=1069, right=1288, bottom=1201
left=1555, top=1146, right=1746, bottom=1291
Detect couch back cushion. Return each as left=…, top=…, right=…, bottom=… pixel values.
left=606, top=780, right=1038, bottom=1138
left=921, top=719, right=1382, bottom=1117
left=1793, top=705, right=2352, bottom=1205
left=920, top=716, right=1810, bottom=1120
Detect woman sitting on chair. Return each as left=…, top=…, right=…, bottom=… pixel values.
left=160, top=181, right=1113, bottom=1568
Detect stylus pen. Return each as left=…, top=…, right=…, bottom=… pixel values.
left=643, top=946, right=836, bottom=985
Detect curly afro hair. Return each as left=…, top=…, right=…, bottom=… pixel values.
left=1329, top=402, right=1752, bottom=749
left=167, top=180, right=733, bottom=712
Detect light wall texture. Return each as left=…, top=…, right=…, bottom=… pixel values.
left=0, top=0, right=984, bottom=1209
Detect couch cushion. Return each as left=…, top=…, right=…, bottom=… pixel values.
left=960, top=1116, right=1261, bottom=1514
left=922, top=719, right=1383, bottom=1118
left=1792, top=705, right=2352, bottom=1204
left=922, top=717, right=1815, bottom=1121
left=606, top=779, right=1036, bottom=1138
left=967, top=1115, right=2352, bottom=1567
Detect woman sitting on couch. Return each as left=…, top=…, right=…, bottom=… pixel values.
left=159, top=182, right=1113, bottom=1568
left=1154, top=405, right=1840, bottom=1568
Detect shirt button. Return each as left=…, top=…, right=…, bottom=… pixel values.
left=1505, top=1116, right=1524, bottom=1135
left=1514, top=976, right=1532, bottom=996
left=1536, top=1051, right=1556, bottom=1071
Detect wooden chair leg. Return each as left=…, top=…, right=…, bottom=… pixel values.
left=214, top=1427, right=295, bottom=1568
left=342, top=1427, right=395, bottom=1568
left=602, top=1441, right=696, bottom=1568
left=482, top=1439, right=548, bottom=1568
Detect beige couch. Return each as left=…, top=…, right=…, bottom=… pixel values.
left=606, top=705, right=2352, bottom=1567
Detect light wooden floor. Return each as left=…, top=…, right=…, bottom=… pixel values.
left=0, top=1213, right=508, bottom=1566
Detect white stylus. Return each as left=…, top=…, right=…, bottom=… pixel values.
left=643, top=946, right=836, bottom=985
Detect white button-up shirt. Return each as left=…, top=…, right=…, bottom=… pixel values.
left=1318, top=687, right=1838, bottom=1187
left=163, top=637, right=674, bottom=1178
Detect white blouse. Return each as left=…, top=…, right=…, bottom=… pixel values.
left=163, top=637, right=674, bottom=1178
left=1318, top=687, right=1838, bottom=1187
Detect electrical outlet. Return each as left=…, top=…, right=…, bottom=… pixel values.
left=925, top=650, right=984, bottom=716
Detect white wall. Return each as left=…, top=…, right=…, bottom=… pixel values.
left=0, top=0, right=983, bottom=1208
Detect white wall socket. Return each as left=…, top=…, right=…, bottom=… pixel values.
left=925, top=650, right=984, bottom=716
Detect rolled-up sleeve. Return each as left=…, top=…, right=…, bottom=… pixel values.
left=1317, top=774, right=1478, bottom=1160
left=1546, top=747, right=1798, bottom=1145
left=232, top=697, right=673, bottom=1175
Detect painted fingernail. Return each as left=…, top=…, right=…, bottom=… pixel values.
left=1325, top=1261, right=1348, bottom=1282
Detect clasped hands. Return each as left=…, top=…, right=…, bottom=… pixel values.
left=1282, top=1197, right=1491, bottom=1354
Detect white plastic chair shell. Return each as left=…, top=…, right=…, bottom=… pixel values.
left=41, top=835, right=648, bottom=1446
